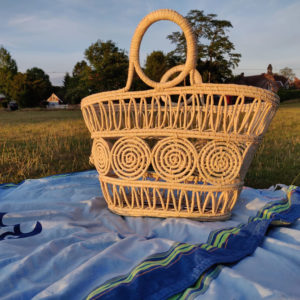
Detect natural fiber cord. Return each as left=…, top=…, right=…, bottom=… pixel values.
left=81, top=9, right=279, bottom=220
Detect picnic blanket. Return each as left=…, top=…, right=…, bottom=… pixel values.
left=0, top=170, right=299, bottom=300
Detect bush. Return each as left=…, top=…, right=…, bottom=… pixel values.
left=277, top=88, right=300, bottom=102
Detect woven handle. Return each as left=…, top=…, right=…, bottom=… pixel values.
left=160, top=65, right=202, bottom=85
left=124, top=9, right=197, bottom=91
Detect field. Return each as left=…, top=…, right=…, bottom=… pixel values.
left=0, top=110, right=92, bottom=185
left=0, top=100, right=299, bottom=188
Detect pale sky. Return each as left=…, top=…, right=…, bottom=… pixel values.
left=1, top=0, right=299, bottom=85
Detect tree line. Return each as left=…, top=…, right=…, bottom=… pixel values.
left=2, top=10, right=243, bottom=107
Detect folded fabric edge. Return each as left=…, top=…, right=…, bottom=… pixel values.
left=0, top=169, right=96, bottom=189
left=85, top=186, right=300, bottom=300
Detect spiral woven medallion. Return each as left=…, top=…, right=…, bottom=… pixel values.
left=198, top=141, right=242, bottom=184
left=92, top=138, right=111, bottom=175
left=152, top=137, right=197, bottom=182
left=111, top=137, right=151, bottom=180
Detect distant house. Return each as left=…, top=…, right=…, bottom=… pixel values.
left=46, top=93, right=65, bottom=108
left=234, top=64, right=289, bottom=93
left=293, top=77, right=300, bottom=89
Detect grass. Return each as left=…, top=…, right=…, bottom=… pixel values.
left=0, top=100, right=299, bottom=188
left=245, top=99, right=300, bottom=188
left=0, top=110, right=92, bottom=184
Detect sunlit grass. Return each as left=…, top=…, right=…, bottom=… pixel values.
left=0, top=110, right=92, bottom=184
left=0, top=100, right=299, bottom=188
left=244, top=99, right=300, bottom=187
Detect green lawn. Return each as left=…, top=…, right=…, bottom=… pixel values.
left=0, top=100, right=299, bottom=187
left=245, top=99, right=300, bottom=187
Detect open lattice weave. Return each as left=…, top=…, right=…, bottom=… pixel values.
left=81, top=9, right=279, bottom=220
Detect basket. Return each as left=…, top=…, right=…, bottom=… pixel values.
left=81, top=9, right=279, bottom=220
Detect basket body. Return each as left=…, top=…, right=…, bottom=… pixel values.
left=81, top=10, right=279, bottom=220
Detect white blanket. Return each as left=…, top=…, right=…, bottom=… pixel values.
left=0, top=170, right=299, bottom=299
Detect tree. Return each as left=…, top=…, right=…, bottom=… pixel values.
left=63, top=73, right=90, bottom=105
left=10, top=67, right=52, bottom=107
left=0, top=46, right=17, bottom=73
left=72, top=60, right=90, bottom=78
left=144, top=51, right=170, bottom=82
left=25, top=67, right=52, bottom=106
left=9, top=73, right=30, bottom=107
left=0, top=48, right=53, bottom=107
left=84, top=40, right=128, bottom=91
left=63, top=61, right=92, bottom=104
left=142, top=51, right=185, bottom=86
left=167, top=10, right=241, bottom=83
left=279, top=67, right=295, bottom=81
left=0, top=46, right=18, bottom=98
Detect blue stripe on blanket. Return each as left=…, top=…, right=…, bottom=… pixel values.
left=169, top=265, right=223, bottom=300
left=86, top=186, right=300, bottom=300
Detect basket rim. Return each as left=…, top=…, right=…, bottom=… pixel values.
left=81, top=83, right=279, bottom=108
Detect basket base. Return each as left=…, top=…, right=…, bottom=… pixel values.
left=100, top=175, right=241, bottom=221
left=107, top=205, right=231, bottom=221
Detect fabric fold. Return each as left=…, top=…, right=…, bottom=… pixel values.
left=86, top=186, right=300, bottom=300
left=0, top=171, right=299, bottom=300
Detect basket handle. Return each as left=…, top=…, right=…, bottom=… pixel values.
left=160, top=64, right=202, bottom=85
left=124, top=9, right=197, bottom=91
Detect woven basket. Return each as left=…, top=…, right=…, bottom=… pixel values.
left=81, top=9, right=279, bottom=220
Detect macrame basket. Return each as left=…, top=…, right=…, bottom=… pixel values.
left=81, top=9, right=279, bottom=220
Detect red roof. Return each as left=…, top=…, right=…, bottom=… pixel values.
left=46, top=93, right=63, bottom=104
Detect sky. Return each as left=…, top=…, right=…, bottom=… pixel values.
left=1, top=0, right=300, bottom=86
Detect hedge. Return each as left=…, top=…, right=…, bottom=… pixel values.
left=277, top=89, right=300, bottom=102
